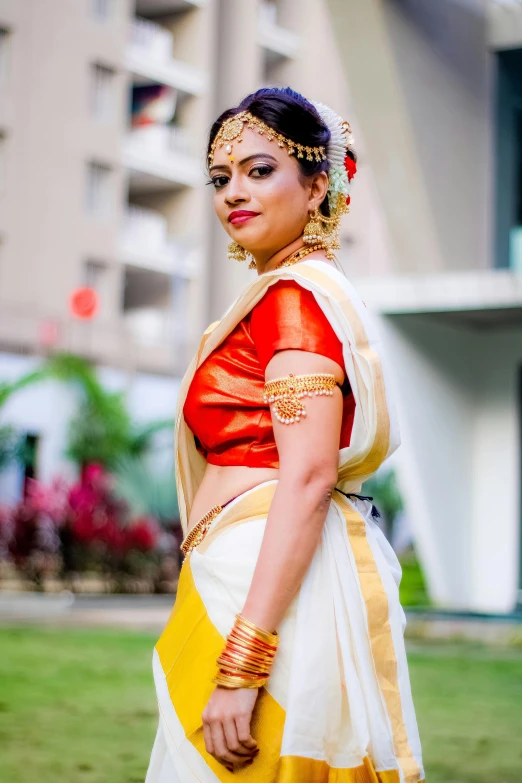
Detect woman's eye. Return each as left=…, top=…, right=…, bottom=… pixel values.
left=250, top=165, right=273, bottom=178
left=210, top=175, right=229, bottom=189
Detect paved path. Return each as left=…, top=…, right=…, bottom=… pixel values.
left=0, top=592, right=173, bottom=633
left=2, top=592, right=522, bottom=643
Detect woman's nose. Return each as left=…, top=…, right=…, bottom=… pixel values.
left=224, top=173, right=249, bottom=205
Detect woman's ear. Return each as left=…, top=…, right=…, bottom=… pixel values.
left=308, top=171, right=329, bottom=212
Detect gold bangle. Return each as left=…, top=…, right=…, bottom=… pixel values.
left=235, top=614, right=278, bottom=645
left=214, top=672, right=268, bottom=689
left=263, top=373, right=338, bottom=425
left=214, top=615, right=280, bottom=689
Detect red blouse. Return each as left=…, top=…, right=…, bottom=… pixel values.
left=183, top=280, right=356, bottom=468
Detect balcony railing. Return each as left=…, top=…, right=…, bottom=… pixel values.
left=136, top=0, right=207, bottom=12
left=120, top=205, right=177, bottom=273
left=123, top=124, right=202, bottom=191
left=127, top=17, right=207, bottom=96
left=124, top=307, right=175, bottom=347
left=130, top=16, right=173, bottom=62
left=258, top=4, right=300, bottom=59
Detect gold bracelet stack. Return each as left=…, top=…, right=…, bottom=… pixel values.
left=180, top=504, right=223, bottom=557
left=214, top=614, right=279, bottom=689
left=263, top=372, right=337, bottom=424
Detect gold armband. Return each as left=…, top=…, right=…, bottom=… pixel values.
left=214, top=614, right=279, bottom=689
left=263, top=372, right=337, bottom=424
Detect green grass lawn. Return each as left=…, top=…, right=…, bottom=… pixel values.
left=1, top=628, right=521, bottom=783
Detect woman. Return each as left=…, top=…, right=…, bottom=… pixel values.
left=145, top=87, right=425, bottom=783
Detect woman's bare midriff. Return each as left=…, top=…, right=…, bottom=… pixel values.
left=186, top=464, right=279, bottom=532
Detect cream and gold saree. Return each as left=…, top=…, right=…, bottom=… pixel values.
left=145, top=261, right=425, bottom=783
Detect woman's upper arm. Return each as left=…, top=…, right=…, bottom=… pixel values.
left=250, top=280, right=346, bottom=487
left=265, top=348, right=343, bottom=487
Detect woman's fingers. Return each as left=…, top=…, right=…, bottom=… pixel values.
left=235, top=714, right=258, bottom=750
left=203, top=721, right=214, bottom=756
left=209, top=720, right=249, bottom=767
left=223, top=718, right=257, bottom=756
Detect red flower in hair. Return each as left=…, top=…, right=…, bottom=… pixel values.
left=344, top=155, right=357, bottom=182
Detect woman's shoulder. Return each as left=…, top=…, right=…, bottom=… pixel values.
left=250, top=275, right=345, bottom=371
left=251, top=277, right=320, bottom=320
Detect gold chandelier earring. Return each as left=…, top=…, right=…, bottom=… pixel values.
left=303, top=208, right=328, bottom=246
left=228, top=240, right=257, bottom=270
left=228, top=241, right=248, bottom=262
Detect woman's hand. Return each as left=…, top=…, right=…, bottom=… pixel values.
left=202, top=686, right=260, bottom=772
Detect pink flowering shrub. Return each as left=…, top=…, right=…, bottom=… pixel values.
left=0, top=464, right=174, bottom=591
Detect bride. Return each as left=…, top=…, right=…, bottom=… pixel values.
left=145, top=86, right=425, bottom=783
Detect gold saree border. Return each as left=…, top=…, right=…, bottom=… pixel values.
left=156, top=558, right=287, bottom=781
left=197, top=481, right=278, bottom=554
left=278, top=755, right=401, bottom=782
left=335, top=492, right=421, bottom=783
left=155, top=488, right=423, bottom=782
left=294, top=266, right=390, bottom=481
left=155, top=559, right=413, bottom=782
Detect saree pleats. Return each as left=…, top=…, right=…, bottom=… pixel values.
left=150, top=484, right=424, bottom=782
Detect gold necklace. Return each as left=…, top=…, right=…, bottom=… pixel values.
left=273, top=243, right=330, bottom=270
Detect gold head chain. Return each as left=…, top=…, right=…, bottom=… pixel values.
left=208, top=111, right=327, bottom=167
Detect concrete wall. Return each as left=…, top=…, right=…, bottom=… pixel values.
left=382, top=0, right=492, bottom=272
left=327, top=0, right=493, bottom=274
left=380, top=314, right=521, bottom=612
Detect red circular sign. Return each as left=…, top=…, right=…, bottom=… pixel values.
left=69, top=287, right=99, bottom=320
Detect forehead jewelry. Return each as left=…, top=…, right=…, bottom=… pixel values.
left=209, top=111, right=327, bottom=167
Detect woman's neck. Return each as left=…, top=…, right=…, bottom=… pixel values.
left=253, top=237, right=305, bottom=275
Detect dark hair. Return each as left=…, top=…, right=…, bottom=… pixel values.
left=208, top=87, right=334, bottom=212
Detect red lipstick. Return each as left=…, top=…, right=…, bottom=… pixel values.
left=228, top=210, right=260, bottom=225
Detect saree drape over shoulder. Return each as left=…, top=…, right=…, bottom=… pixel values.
left=145, top=261, right=425, bottom=783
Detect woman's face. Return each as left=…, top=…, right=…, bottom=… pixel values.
left=209, top=127, right=328, bottom=261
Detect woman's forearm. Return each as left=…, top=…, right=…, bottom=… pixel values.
left=241, top=470, right=336, bottom=632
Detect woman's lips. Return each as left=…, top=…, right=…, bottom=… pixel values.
left=228, top=211, right=260, bottom=225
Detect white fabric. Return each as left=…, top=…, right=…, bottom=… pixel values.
left=148, top=493, right=424, bottom=782
left=147, top=651, right=221, bottom=783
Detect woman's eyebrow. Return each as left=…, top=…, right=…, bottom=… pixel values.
left=209, top=152, right=278, bottom=174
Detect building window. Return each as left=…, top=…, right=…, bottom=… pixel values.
left=90, top=0, right=114, bottom=21
left=495, top=49, right=522, bottom=268
left=85, top=161, right=113, bottom=216
left=90, top=63, right=116, bottom=122
left=0, top=28, right=10, bottom=91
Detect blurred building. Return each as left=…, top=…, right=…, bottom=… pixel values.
left=0, top=5, right=386, bottom=482
left=4, top=0, right=518, bottom=615
left=327, top=0, right=522, bottom=613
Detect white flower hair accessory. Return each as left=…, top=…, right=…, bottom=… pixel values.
left=312, top=101, right=356, bottom=210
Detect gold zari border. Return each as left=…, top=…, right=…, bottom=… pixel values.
left=155, top=494, right=422, bottom=782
